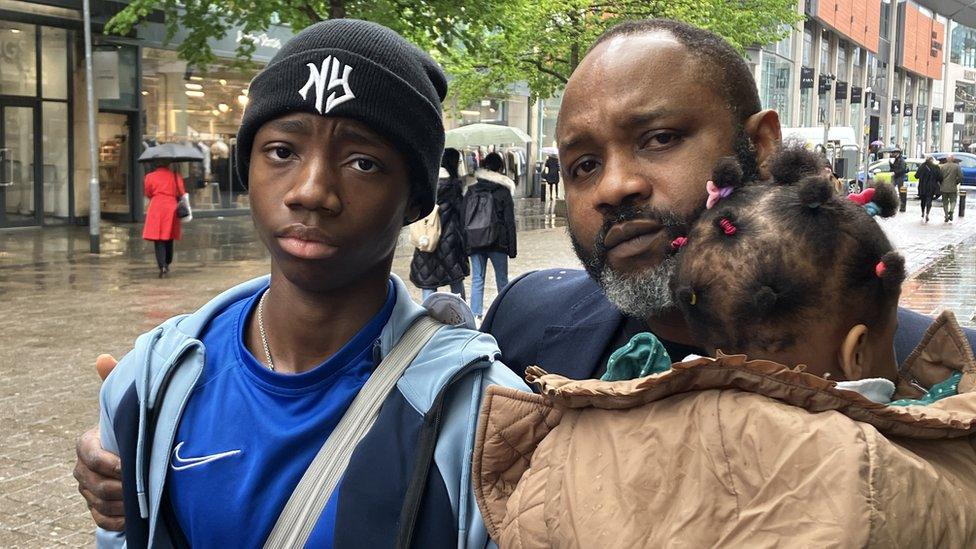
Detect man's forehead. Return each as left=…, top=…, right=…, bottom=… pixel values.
left=557, top=33, right=712, bottom=142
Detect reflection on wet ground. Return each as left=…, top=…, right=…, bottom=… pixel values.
left=900, top=234, right=976, bottom=327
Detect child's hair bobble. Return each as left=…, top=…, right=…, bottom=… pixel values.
left=848, top=184, right=899, bottom=218
left=768, top=147, right=824, bottom=186
left=798, top=176, right=833, bottom=209
left=719, top=218, right=737, bottom=236
left=876, top=251, right=906, bottom=294
left=670, top=236, right=688, bottom=250
left=705, top=157, right=743, bottom=209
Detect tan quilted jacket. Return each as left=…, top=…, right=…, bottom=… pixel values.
left=473, top=311, right=976, bottom=548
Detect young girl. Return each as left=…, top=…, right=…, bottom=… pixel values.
left=667, top=148, right=906, bottom=392
left=472, top=147, right=976, bottom=548
left=93, top=20, right=524, bottom=548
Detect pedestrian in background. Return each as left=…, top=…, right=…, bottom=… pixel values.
left=464, top=151, right=517, bottom=321
left=142, top=161, right=188, bottom=277
left=543, top=153, right=560, bottom=199
left=940, top=154, right=963, bottom=223
left=889, top=149, right=908, bottom=190
left=409, top=148, right=470, bottom=300
left=915, top=156, right=942, bottom=223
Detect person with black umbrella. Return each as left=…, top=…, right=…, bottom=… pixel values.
left=142, top=159, right=190, bottom=277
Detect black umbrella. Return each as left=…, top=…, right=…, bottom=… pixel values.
left=138, top=143, right=205, bottom=163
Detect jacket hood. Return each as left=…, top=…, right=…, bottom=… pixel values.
left=471, top=168, right=516, bottom=195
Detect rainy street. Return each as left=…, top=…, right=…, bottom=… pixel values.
left=1, top=197, right=975, bottom=546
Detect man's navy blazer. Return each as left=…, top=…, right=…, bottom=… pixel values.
left=483, top=268, right=976, bottom=382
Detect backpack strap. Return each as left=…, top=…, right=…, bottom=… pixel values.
left=263, top=316, right=443, bottom=548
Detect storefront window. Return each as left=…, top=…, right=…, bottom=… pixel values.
left=802, top=28, right=813, bottom=67
left=760, top=52, right=792, bottom=123
left=800, top=87, right=813, bottom=126
left=41, top=26, right=67, bottom=99
left=142, top=47, right=262, bottom=211
left=97, top=45, right=139, bottom=110
left=0, top=22, right=37, bottom=96
left=837, top=43, right=849, bottom=82
left=42, top=101, right=69, bottom=220
left=950, top=24, right=976, bottom=69
left=819, top=31, right=830, bottom=75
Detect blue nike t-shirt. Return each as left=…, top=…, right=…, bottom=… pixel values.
left=167, top=282, right=396, bottom=547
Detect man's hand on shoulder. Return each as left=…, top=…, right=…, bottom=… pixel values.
left=74, top=426, right=124, bottom=531
left=74, top=354, right=125, bottom=531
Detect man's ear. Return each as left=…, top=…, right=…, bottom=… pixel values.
left=744, top=109, right=781, bottom=179
left=839, top=324, right=869, bottom=380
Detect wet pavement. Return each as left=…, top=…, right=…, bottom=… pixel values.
left=0, top=196, right=974, bottom=546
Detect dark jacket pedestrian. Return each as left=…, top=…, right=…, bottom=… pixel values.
left=543, top=156, right=560, bottom=183
left=915, top=157, right=942, bottom=222
left=464, top=152, right=517, bottom=317
left=464, top=165, right=517, bottom=258
left=410, top=156, right=470, bottom=294
left=890, top=153, right=908, bottom=186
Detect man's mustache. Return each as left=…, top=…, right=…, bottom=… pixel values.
left=594, top=203, right=693, bottom=258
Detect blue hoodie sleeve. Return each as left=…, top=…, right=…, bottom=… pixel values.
left=96, top=332, right=156, bottom=548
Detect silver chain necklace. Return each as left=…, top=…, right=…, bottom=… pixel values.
left=257, top=289, right=275, bottom=371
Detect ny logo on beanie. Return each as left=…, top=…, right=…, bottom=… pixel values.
left=298, top=56, right=356, bottom=115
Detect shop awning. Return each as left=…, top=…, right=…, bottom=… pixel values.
left=915, top=0, right=976, bottom=29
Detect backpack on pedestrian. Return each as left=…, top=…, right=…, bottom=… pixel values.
left=409, top=204, right=441, bottom=252
left=465, top=186, right=498, bottom=249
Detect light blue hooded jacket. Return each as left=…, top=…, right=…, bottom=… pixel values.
left=97, top=274, right=526, bottom=548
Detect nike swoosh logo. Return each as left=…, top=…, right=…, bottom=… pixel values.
left=170, top=441, right=242, bottom=471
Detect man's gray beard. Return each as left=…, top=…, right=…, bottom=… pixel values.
left=598, top=256, right=677, bottom=318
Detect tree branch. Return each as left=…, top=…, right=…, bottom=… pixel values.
left=517, top=56, right=568, bottom=84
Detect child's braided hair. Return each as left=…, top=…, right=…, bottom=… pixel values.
left=671, top=147, right=904, bottom=355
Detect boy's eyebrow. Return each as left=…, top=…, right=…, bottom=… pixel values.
left=265, top=117, right=313, bottom=135
left=333, top=125, right=386, bottom=147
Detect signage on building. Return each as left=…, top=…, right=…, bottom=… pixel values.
left=93, top=49, right=120, bottom=101
left=965, top=70, right=976, bottom=82
left=835, top=81, right=848, bottom=100
left=932, top=109, right=941, bottom=122
left=903, top=103, right=913, bottom=117
left=946, top=112, right=954, bottom=123
left=800, top=66, right=814, bottom=89
left=818, top=74, right=833, bottom=95
left=851, top=86, right=862, bottom=104
left=891, top=99, right=901, bottom=116
left=236, top=30, right=283, bottom=50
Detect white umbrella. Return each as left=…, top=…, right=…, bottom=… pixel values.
left=445, top=123, right=531, bottom=148
left=541, top=146, right=559, bottom=156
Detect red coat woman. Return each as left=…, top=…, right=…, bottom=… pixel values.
left=142, top=165, right=186, bottom=241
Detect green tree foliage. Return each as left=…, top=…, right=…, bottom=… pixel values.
left=105, top=0, right=801, bottom=106
left=447, top=0, right=803, bottom=106
left=105, top=0, right=505, bottom=71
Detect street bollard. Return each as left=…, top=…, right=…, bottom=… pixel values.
left=960, top=190, right=967, bottom=218
left=899, top=186, right=907, bottom=213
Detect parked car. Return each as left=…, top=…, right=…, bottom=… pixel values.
left=929, top=152, right=976, bottom=191
left=856, top=157, right=924, bottom=195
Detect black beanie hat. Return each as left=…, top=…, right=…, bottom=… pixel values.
left=237, top=19, right=447, bottom=217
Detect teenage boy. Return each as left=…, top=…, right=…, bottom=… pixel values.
left=93, top=19, right=523, bottom=548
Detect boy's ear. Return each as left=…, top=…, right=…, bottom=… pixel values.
left=839, top=324, right=869, bottom=380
